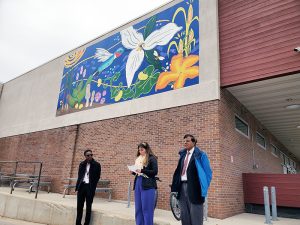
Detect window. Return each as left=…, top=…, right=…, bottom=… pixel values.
left=270, top=144, right=278, bottom=157
left=235, top=115, right=249, bottom=137
left=290, top=160, right=295, bottom=169
left=256, top=132, right=266, bottom=149
left=279, top=151, right=284, bottom=163
left=287, top=157, right=291, bottom=166
left=283, top=155, right=289, bottom=166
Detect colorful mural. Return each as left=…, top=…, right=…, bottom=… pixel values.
left=57, top=0, right=199, bottom=115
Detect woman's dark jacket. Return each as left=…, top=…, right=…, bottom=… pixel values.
left=133, top=155, right=158, bottom=190
left=75, top=159, right=101, bottom=193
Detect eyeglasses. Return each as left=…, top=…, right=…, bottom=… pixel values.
left=85, top=154, right=93, bottom=157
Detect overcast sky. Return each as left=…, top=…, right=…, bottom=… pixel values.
left=0, top=0, right=170, bottom=83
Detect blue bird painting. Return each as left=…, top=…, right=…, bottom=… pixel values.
left=94, top=47, right=124, bottom=74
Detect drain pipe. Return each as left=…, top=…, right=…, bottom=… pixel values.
left=251, top=129, right=258, bottom=169
left=0, top=82, right=3, bottom=101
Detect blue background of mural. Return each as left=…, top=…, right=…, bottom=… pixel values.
left=57, top=0, right=199, bottom=115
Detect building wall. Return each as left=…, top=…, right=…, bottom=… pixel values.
left=0, top=126, right=78, bottom=192
left=219, top=0, right=300, bottom=87
left=1, top=90, right=297, bottom=219
left=0, top=0, right=220, bottom=139
left=218, top=88, right=292, bottom=218
left=0, top=100, right=222, bottom=218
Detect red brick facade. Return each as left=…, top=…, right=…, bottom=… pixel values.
left=218, top=89, right=289, bottom=218
left=0, top=90, right=296, bottom=219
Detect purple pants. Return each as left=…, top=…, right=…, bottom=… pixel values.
left=135, top=176, right=155, bottom=225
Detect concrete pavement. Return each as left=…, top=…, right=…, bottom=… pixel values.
left=0, top=187, right=299, bottom=225
left=0, top=216, right=45, bottom=225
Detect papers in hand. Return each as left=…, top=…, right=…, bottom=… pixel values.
left=127, top=165, right=138, bottom=173
left=127, top=165, right=149, bottom=178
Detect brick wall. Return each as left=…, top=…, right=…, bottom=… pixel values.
left=218, top=88, right=292, bottom=218
left=0, top=126, right=78, bottom=192
left=0, top=101, right=221, bottom=217
left=0, top=93, right=297, bottom=219
left=69, top=101, right=221, bottom=217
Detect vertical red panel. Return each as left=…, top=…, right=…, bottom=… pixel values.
left=219, top=0, right=300, bottom=87
left=243, top=173, right=300, bottom=207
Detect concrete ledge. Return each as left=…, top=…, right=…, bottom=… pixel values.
left=0, top=188, right=172, bottom=225
left=1, top=188, right=300, bottom=225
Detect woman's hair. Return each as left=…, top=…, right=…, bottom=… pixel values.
left=136, top=142, right=157, bottom=165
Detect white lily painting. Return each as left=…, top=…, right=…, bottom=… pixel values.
left=120, top=23, right=182, bottom=87
left=57, top=0, right=200, bottom=116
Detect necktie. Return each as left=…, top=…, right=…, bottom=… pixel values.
left=181, top=151, right=190, bottom=176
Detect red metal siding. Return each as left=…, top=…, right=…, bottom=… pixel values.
left=219, top=0, right=300, bottom=87
left=243, top=173, right=300, bottom=208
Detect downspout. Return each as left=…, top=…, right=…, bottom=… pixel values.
left=0, top=82, right=3, bottom=101
left=251, top=125, right=258, bottom=170
left=69, top=124, right=80, bottom=178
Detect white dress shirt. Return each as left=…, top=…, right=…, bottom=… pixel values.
left=83, top=163, right=90, bottom=183
left=181, top=147, right=194, bottom=181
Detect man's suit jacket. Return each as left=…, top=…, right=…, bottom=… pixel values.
left=75, top=159, right=101, bottom=193
left=171, top=149, right=205, bottom=204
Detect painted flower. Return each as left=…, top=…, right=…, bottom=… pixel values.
left=100, top=98, right=106, bottom=104
left=95, top=92, right=101, bottom=102
left=97, top=79, right=102, bottom=87
left=120, top=23, right=182, bottom=87
left=155, top=53, right=199, bottom=91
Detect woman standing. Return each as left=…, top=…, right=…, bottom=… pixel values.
left=132, top=142, right=158, bottom=225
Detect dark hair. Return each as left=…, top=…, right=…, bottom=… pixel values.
left=137, top=142, right=157, bottom=165
left=183, top=134, right=197, bottom=145
left=84, top=149, right=92, bottom=156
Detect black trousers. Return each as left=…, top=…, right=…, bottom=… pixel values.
left=76, top=184, right=95, bottom=225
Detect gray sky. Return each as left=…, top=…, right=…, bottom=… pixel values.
left=0, top=0, right=170, bottom=83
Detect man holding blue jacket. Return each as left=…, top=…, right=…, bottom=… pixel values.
left=171, top=134, right=212, bottom=225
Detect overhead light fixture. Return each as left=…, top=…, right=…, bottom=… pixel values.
left=294, top=47, right=300, bottom=52
left=297, top=125, right=300, bottom=129
left=285, top=104, right=300, bottom=109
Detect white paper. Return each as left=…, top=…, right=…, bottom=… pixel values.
left=127, top=165, right=138, bottom=172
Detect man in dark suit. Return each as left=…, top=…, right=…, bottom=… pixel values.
left=75, top=149, right=101, bottom=225
left=171, top=134, right=212, bottom=225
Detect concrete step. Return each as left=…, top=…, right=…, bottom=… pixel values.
left=0, top=216, right=45, bottom=225
left=1, top=187, right=299, bottom=225
left=0, top=187, right=175, bottom=225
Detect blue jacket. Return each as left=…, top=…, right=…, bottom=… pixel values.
left=171, top=146, right=212, bottom=201
left=193, top=147, right=212, bottom=197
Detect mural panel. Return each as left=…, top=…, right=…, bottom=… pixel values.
left=57, top=0, right=199, bottom=115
